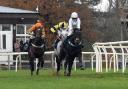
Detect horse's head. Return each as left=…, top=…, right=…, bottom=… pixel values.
left=32, top=28, right=45, bottom=47
left=34, top=28, right=42, bottom=37
left=59, top=28, right=69, bottom=41
left=73, top=33, right=81, bottom=45
left=68, top=29, right=82, bottom=47
left=74, top=37, right=81, bottom=45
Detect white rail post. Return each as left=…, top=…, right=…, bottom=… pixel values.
left=93, top=44, right=100, bottom=72
left=124, top=48, right=128, bottom=68
left=91, top=54, right=95, bottom=71
left=82, top=53, right=84, bottom=68
left=120, top=44, right=125, bottom=73
left=8, top=54, right=10, bottom=70
left=109, top=55, right=114, bottom=71
left=15, top=58, right=18, bottom=72
left=110, top=44, right=117, bottom=72
left=97, top=46, right=103, bottom=72
left=102, top=45, right=108, bottom=72
left=19, top=54, right=22, bottom=70
left=15, top=55, right=20, bottom=72
left=115, top=52, right=119, bottom=72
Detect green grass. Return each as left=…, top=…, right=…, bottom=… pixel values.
left=0, top=69, right=128, bottom=89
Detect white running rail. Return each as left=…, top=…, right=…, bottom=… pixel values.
left=0, top=51, right=95, bottom=72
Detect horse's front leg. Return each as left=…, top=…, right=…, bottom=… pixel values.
left=78, top=52, right=84, bottom=70
left=64, top=60, right=68, bottom=76
left=64, top=55, right=69, bottom=76
left=29, top=57, right=35, bottom=76
left=56, top=56, right=61, bottom=76
left=67, top=57, right=75, bottom=76
left=36, top=57, right=44, bottom=75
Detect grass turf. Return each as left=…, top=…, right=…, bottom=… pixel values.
left=0, top=69, right=128, bottom=89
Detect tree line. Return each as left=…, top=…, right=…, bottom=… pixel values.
left=0, top=0, right=126, bottom=51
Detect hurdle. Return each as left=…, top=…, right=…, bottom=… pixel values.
left=93, top=41, right=128, bottom=73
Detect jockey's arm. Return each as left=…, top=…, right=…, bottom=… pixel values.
left=77, top=18, right=81, bottom=30
left=50, top=24, right=59, bottom=35
left=28, top=25, right=36, bottom=35
left=68, top=19, right=73, bottom=36
left=68, top=29, right=73, bottom=36
left=50, top=28, right=56, bottom=33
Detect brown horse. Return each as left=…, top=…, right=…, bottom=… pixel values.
left=28, top=28, right=45, bottom=76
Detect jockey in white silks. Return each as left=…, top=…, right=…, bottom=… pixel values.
left=68, top=12, right=81, bottom=36
left=63, top=12, right=81, bottom=46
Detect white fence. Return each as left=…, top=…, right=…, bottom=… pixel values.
left=1, top=40, right=128, bottom=73
left=0, top=51, right=95, bottom=72
left=93, top=41, right=128, bottom=73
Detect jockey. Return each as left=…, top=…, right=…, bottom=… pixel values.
left=63, top=12, right=81, bottom=47
left=50, top=21, right=68, bottom=48
left=28, top=19, right=45, bottom=47
left=28, top=19, right=45, bottom=37
left=68, top=12, right=81, bottom=36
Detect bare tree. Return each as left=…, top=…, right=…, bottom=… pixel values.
left=90, top=0, right=123, bottom=42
